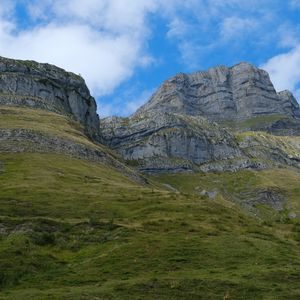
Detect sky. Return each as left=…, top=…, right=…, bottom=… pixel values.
left=0, top=0, right=300, bottom=117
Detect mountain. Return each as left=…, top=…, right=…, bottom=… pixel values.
left=136, top=62, right=300, bottom=120
left=0, top=57, right=300, bottom=299
left=102, top=62, right=300, bottom=172
left=0, top=56, right=100, bottom=139
left=0, top=56, right=144, bottom=183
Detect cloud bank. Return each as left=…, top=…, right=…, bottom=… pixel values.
left=0, top=0, right=299, bottom=117
left=0, top=0, right=157, bottom=97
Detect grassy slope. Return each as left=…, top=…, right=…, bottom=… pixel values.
left=0, top=107, right=300, bottom=299
left=220, top=114, right=287, bottom=132
left=0, top=106, right=91, bottom=146
left=0, top=153, right=300, bottom=300
left=154, top=169, right=300, bottom=215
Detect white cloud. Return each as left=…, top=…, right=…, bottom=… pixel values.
left=262, top=45, right=300, bottom=99
left=167, top=18, right=190, bottom=39
left=1, top=24, right=146, bottom=95
left=220, top=17, right=259, bottom=40
left=0, top=0, right=158, bottom=97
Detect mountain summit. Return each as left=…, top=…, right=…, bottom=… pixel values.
left=136, top=62, right=300, bottom=120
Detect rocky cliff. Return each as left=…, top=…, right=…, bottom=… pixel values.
left=136, top=62, right=300, bottom=121
left=101, top=112, right=242, bottom=172
left=1, top=56, right=300, bottom=174
left=0, top=56, right=100, bottom=139
left=102, top=62, right=300, bottom=172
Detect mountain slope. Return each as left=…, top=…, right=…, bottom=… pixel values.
left=0, top=57, right=300, bottom=299
left=1, top=152, right=300, bottom=299
left=0, top=105, right=144, bottom=183
left=101, top=112, right=242, bottom=172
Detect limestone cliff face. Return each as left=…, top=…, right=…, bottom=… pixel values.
left=1, top=56, right=299, bottom=174
left=0, top=57, right=99, bottom=138
left=101, top=112, right=243, bottom=172
left=136, top=62, right=300, bottom=121
left=102, top=62, right=300, bottom=172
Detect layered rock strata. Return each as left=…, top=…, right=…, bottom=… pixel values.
left=0, top=56, right=99, bottom=138
left=102, top=62, right=300, bottom=172
left=102, top=112, right=243, bottom=172
left=136, top=62, right=300, bottom=121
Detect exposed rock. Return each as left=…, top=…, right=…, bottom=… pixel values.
left=198, top=189, right=218, bottom=199
left=198, top=158, right=267, bottom=172
left=162, top=184, right=180, bottom=193
left=288, top=212, right=297, bottom=219
left=102, top=62, right=300, bottom=173
left=238, top=133, right=300, bottom=168
left=1, top=57, right=299, bottom=176
left=266, top=118, right=300, bottom=136
left=277, top=90, right=300, bottom=118
left=242, top=187, right=286, bottom=211
left=136, top=62, right=300, bottom=121
left=101, top=112, right=242, bottom=172
left=0, top=223, right=8, bottom=235
left=0, top=56, right=99, bottom=139
left=101, top=112, right=300, bottom=173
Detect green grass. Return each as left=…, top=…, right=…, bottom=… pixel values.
left=220, top=114, right=287, bottom=132
left=154, top=168, right=300, bottom=217
left=0, top=153, right=300, bottom=299
left=0, top=105, right=128, bottom=165
left=0, top=106, right=93, bottom=147
left=0, top=106, right=300, bottom=299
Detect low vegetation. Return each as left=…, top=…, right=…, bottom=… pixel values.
left=0, top=106, right=300, bottom=299
left=0, top=153, right=300, bottom=299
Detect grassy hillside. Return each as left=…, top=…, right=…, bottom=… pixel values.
left=154, top=168, right=300, bottom=216
left=0, top=106, right=90, bottom=146
left=0, top=153, right=300, bottom=299
left=0, top=106, right=300, bottom=299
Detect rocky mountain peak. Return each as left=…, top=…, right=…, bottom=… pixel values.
left=136, top=62, right=300, bottom=121
left=0, top=56, right=100, bottom=139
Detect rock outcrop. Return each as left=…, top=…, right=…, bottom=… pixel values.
left=102, top=62, right=300, bottom=172
left=0, top=56, right=99, bottom=139
left=1, top=56, right=299, bottom=174
left=136, top=62, right=300, bottom=121
left=102, top=112, right=243, bottom=172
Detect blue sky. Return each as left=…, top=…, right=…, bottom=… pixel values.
left=1, top=0, right=300, bottom=117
